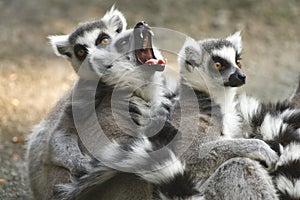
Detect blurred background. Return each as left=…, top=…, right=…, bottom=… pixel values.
left=0, top=0, right=299, bottom=198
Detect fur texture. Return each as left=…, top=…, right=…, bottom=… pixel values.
left=178, top=33, right=300, bottom=200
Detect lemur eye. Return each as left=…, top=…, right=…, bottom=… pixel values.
left=100, top=38, right=110, bottom=45
left=74, top=44, right=88, bottom=61
left=214, top=62, right=222, bottom=70
left=236, top=59, right=242, bottom=68
left=95, top=33, right=111, bottom=46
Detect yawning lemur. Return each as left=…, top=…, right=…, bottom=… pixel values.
left=179, top=32, right=300, bottom=200
left=27, top=8, right=191, bottom=199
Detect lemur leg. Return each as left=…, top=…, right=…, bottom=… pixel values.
left=200, top=157, right=279, bottom=200
left=49, top=131, right=99, bottom=178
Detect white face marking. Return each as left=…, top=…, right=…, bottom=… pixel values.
left=75, top=29, right=101, bottom=48
left=212, top=46, right=237, bottom=68
left=226, top=31, right=242, bottom=54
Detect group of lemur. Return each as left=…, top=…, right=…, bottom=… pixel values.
left=26, top=7, right=300, bottom=200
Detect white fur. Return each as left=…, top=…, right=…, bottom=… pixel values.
left=212, top=46, right=238, bottom=68
left=48, top=35, right=70, bottom=57
left=280, top=108, right=300, bottom=119
left=215, top=88, right=243, bottom=138
left=238, top=94, right=261, bottom=123
left=276, top=175, right=300, bottom=198
left=140, top=151, right=186, bottom=184
left=260, top=114, right=287, bottom=141
left=75, top=29, right=101, bottom=48
left=277, top=143, right=300, bottom=167
left=226, top=31, right=242, bottom=53
left=101, top=5, right=127, bottom=33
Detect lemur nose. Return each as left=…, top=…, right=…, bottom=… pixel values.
left=134, top=21, right=146, bottom=29
left=227, top=69, right=246, bottom=87
left=237, top=73, right=246, bottom=82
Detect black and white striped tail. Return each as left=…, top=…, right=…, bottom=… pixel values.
left=56, top=136, right=201, bottom=200
left=272, top=143, right=300, bottom=200
left=239, top=97, right=300, bottom=200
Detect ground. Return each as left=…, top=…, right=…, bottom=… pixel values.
left=0, top=0, right=299, bottom=199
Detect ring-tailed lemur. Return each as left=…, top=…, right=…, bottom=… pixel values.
left=27, top=9, right=197, bottom=199
left=27, top=8, right=280, bottom=199
left=179, top=32, right=300, bottom=200
left=57, top=26, right=280, bottom=200
left=26, top=7, right=129, bottom=199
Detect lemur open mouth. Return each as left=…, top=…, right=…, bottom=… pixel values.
left=134, top=22, right=166, bottom=71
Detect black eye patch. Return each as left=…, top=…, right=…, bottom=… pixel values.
left=211, top=55, right=231, bottom=70
left=115, top=35, right=130, bottom=47
left=73, top=44, right=88, bottom=61
left=95, top=32, right=111, bottom=46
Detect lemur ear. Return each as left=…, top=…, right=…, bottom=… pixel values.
left=48, top=35, right=72, bottom=58
left=178, top=37, right=201, bottom=72
left=226, top=31, right=242, bottom=54
left=102, top=6, right=127, bottom=33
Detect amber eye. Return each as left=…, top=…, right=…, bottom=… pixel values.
left=77, top=49, right=86, bottom=57
left=215, top=62, right=222, bottom=70
left=100, top=38, right=109, bottom=45
left=73, top=44, right=88, bottom=61
left=236, top=59, right=242, bottom=68
left=95, top=33, right=111, bottom=46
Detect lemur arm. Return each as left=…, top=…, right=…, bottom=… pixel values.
left=49, top=131, right=101, bottom=179
left=188, top=138, right=279, bottom=178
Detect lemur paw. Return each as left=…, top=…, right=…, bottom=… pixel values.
left=71, top=156, right=99, bottom=179
left=246, top=139, right=279, bottom=171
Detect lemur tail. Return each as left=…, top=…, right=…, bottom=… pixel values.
left=239, top=97, right=300, bottom=200
left=272, top=143, right=300, bottom=200
left=55, top=136, right=201, bottom=200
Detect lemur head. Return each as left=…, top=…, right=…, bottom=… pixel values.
left=178, top=32, right=245, bottom=93
left=48, top=6, right=127, bottom=72
left=86, top=21, right=166, bottom=88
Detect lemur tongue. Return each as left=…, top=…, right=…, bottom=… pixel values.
left=145, top=58, right=167, bottom=65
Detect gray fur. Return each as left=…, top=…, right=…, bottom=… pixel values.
left=174, top=33, right=279, bottom=199
left=48, top=6, right=127, bottom=72
left=28, top=10, right=282, bottom=199
left=290, top=74, right=300, bottom=108
left=178, top=33, right=300, bottom=200
left=27, top=12, right=183, bottom=199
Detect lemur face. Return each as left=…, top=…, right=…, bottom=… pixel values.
left=87, top=21, right=166, bottom=87
left=48, top=7, right=127, bottom=72
left=179, top=32, right=246, bottom=90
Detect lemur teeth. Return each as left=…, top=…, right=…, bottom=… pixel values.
left=143, top=36, right=148, bottom=49
left=140, top=32, right=143, bottom=39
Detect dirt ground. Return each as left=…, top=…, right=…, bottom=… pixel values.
left=0, top=0, right=299, bottom=199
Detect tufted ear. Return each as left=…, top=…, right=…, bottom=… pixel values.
left=48, top=35, right=72, bottom=58
left=178, top=37, right=202, bottom=72
left=101, top=5, right=127, bottom=34
left=226, top=31, right=242, bottom=54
